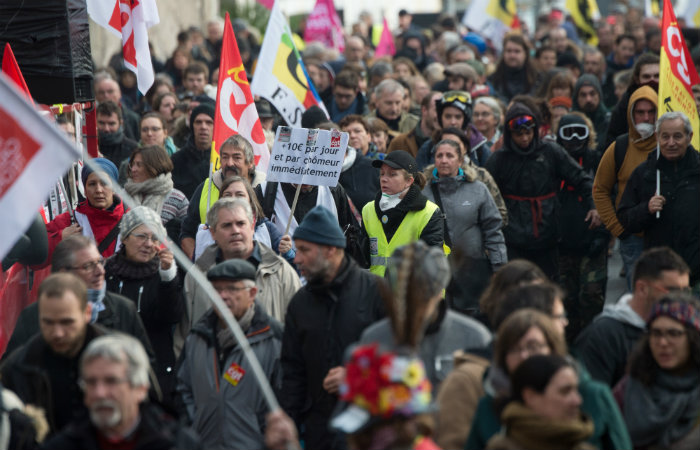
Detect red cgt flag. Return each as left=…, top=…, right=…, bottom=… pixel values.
left=211, top=12, right=270, bottom=172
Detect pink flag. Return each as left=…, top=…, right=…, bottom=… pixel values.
left=257, top=0, right=274, bottom=9
left=374, top=18, right=396, bottom=58
left=304, top=0, right=345, bottom=52
left=87, top=0, right=160, bottom=94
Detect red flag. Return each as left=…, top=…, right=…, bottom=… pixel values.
left=1, top=43, right=33, bottom=105
left=374, top=18, right=396, bottom=58
left=212, top=13, right=270, bottom=172
left=257, top=0, right=274, bottom=9
left=304, top=0, right=345, bottom=53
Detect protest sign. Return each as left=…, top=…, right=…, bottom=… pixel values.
left=267, top=127, right=348, bottom=187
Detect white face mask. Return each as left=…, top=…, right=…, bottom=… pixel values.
left=379, top=188, right=408, bottom=211
left=635, top=122, right=655, bottom=140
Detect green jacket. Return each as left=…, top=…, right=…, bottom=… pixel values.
left=465, top=364, right=632, bottom=450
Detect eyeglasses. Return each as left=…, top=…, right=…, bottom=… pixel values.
left=442, top=92, right=472, bottom=105
left=79, top=376, right=129, bottom=391
left=507, top=341, right=549, bottom=357
left=130, top=233, right=160, bottom=244
left=141, top=126, right=163, bottom=133
left=649, top=328, right=686, bottom=341
left=507, top=115, right=536, bottom=132
left=216, top=285, right=252, bottom=295
left=70, top=258, right=105, bottom=273
left=473, top=111, right=493, bottom=118
left=559, top=124, right=590, bottom=141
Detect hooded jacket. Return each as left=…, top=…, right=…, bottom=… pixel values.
left=573, top=74, right=610, bottom=151
left=574, top=293, right=646, bottom=386
left=593, top=86, right=658, bottom=237
left=177, top=304, right=281, bottom=450
left=485, top=103, right=593, bottom=250
left=170, top=136, right=210, bottom=200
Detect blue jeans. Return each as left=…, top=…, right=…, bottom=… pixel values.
left=619, top=235, right=644, bottom=291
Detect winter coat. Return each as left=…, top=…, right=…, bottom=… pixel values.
left=280, top=256, right=384, bottom=450
left=572, top=74, right=610, bottom=152
left=176, top=242, right=300, bottom=356
left=41, top=403, right=201, bottom=450
left=617, top=147, right=700, bottom=282
left=466, top=363, right=632, bottom=450
left=105, top=249, right=184, bottom=407
left=45, top=197, right=126, bottom=262
left=0, top=324, right=107, bottom=434
left=435, top=350, right=490, bottom=450
left=339, top=149, right=380, bottom=210
left=360, top=302, right=491, bottom=390
left=574, top=293, right=646, bottom=387
left=3, top=291, right=154, bottom=362
left=177, top=305, right=281, bottom=450
left=387, top=120, right=433, bottom=157
left=593, top=86, right=658, bottom=238
left=98, top=132, right=138, bottom=169
left=365, top=109, right=419, bottom=138
left=171, top=137, right=210, bottom=200
left=485, top=104, right=593, bottom=250
left=423, top=168, right=506, bottom=269
left=415, top=125, right=491, bottom=170
left=558, top=150, right=610, bottom=255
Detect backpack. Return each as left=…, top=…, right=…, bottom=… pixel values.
left=613, top=133, right=629, bottom=176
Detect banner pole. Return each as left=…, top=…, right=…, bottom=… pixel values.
left=284, top=184, right=303, bottom=236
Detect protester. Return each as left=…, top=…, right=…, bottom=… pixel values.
left=170, top=103, right=215, bottom=199
left=473, top=96, right=504, bottom=152
left=42, top=334, right=200, bottom=449
left=95, top=101, right=138, bottom=169
left=366, top=116, right=391, bottom=154
left=361, top=151, right=444, bottom=276
left=576, top=247, right=690, bottom=386
left=328, top=70, right=368, bottom=122
left=366, top=78, right=419, bottom=137
left=178, top=259, right=281, bottom=450
left=572, top=74, right=609, bottom=151
left=617, top=112, right=700, bottom=287
left=104, top=207, right=183, bottom=408
left=488, top=32, right=538, bottom=102
left=46, top=158, right=126, bottom=260
left=338, top=114, right=383, bottom=160
left=281, top=206, right=384, bottom=450
left=124, top=145, right=189, bottom=241
left=337, top=127, right=381, bottom=210
left=94, top=74, right=140, bottom=141
left=152, top=92, right=180, bottom=133
left=387, top=91, right=442, bottom=157
left=139, top=112, right=178, bottom=156
left=613, top=294, right=700, bottom=449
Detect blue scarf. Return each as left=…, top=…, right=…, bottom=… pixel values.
left=87, top=283, right=107, bottom=323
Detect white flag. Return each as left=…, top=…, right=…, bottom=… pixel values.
left=677, top=0, right=700, bottom=27
left=0, top=73, right=81, bottom=261
left=87, top=0, right=160, bottom=94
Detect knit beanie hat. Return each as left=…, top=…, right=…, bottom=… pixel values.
left=189, top=103, right=215, bottom=131
left=301, top=105, right=328, bottom=129
left=293, top=205, right=346, bottom=248
left=81, top=158, right=119, bottom=187
left=647, top=295, right=700, bottom=332
left=119, top=206, right=167, bottom=242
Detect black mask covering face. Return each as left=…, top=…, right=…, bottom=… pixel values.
left=98, top=128, right=124, bottom=146
left=557, top=114, right=591, bottom=159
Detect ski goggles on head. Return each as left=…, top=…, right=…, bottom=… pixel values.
left=442, top=92, right=472, bottom=105
left=507, top=115, right=536, bottom=132
left=558, top=124, right=590, bottom=141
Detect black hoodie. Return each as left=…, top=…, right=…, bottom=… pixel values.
left=485, top=104, right=594, bottom=249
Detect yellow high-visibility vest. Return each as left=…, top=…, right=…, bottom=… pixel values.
left=198, top=179, right=220, bottom=224
left=362, top=200, right=439, bottom=276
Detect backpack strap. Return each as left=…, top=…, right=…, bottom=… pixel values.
left=614, top=133, right=629, bottom=175
left=97, top=218, right=122, bottom=254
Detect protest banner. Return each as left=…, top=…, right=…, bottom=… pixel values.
left=266, top=126, right=348, bottom=234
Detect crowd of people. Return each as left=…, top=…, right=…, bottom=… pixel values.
left=1, top=4, right=700, bottom=450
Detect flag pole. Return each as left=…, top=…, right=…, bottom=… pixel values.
left=284, top=184, right=303, bottom=236
left=206, top=141, right=216, bottom=214
left=655, top=142, right=660, bottom=219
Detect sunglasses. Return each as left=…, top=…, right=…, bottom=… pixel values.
left=442, top=92, right=472, bottom=105
left=507, top=115, right=535, bottom=131
left=559, top=124, right=590, bottom=141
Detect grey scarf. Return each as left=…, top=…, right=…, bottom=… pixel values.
left=124, top=173, right=173, bottom=215
left=624, top=370, right=700, bottom=447
left=216, top=304, right=256, bottom=352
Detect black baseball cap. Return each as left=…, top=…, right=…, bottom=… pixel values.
left=372, top=150, right=417, bottom=174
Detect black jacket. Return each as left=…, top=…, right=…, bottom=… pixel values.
left=280, top=256, right=384, bottom=450
left=338, top=151, right=380, bottom=210
left=485, top=104, right=593, bottom=250
left=4, top=291, right=154, bottom=361
left=558, top=151, right=609, bottom=255
left=105, top=251, right=184, bottom=409
left=0, top=324, right=107, bottom=434
left=617, top=148, right=700, bottom=281
left=41, top=403, right=201, bottom=450
left=170, top=137, right=210, bottom=200
left=98, top=133, right=138, bottom=169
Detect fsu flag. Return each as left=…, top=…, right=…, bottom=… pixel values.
left=87, top=0, right=160, bottom=94
left=658, top=0, right=700, bottom=149
left=1, top=43, right=33, bottom=105
left=375, top=18, right=396, bottom=58
left=567, top=0, right=601, bottom=46
left=212, top=13, right=270, bottom=172
left=303, top=0, right=345, bottom=53
left=251, top=1, right=327, bottom=127
left=0, top=72, right=81, bottom=261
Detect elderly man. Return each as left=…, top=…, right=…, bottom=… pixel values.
left=367, top=78, right=419, bottom=137
left=179, top=134, right=266, bottom=259
left=388, top=91, right=443, bottom=157
left=41, top=334, right=199, bottom=449
left=617, top=112, right=700, bottom=286
left=171, top=103, right=215, bottom=199
left=4, top=236, right=152, bottom=359
left=178, top=259, right=281, bottom=450
left=94, top=73, right=140, bottom=141
left=179, top=198, right=299, bottom=349
left=281, top=206, right=384, bottom=450
left=1, top=274, right=108, bottom=435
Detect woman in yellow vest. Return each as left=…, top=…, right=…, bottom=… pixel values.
left=362, top=150, right=444, bottom=276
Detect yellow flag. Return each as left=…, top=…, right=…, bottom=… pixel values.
left=566, top=0, right=600, bottom=46
left=659, top=0, right=700, bottom=150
